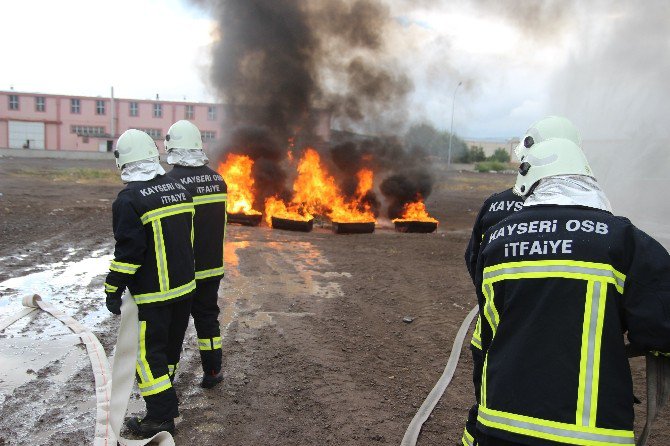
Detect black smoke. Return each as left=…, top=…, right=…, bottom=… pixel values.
left=192, top=0, right=436, bottom=218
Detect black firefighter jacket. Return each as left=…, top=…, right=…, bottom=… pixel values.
left=473, top=204, right=670, bottom=446
left=167, top=165, right=227, bottom=282
left=463, top=188, right=524, bottom=446
left=104, top=175, right=195, bottom=306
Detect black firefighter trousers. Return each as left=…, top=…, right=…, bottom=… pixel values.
left=136, top=295, right=192, bottom=421
left=192, top=279, right=223, bottom=375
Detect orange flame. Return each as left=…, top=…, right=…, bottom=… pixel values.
left=217, top=154, right=262, bottom=215
left=356, top=168, right=374, bottom=199
left=264, top=196, right=313, bottom=225
left=392, top=198, right=439, bottom=223
left=263, top=148, right=376, bottom=224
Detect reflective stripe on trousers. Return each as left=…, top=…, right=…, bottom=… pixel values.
left=198, top=336, right=222, bottom=351
left=136, top=321, right=173, bottom=397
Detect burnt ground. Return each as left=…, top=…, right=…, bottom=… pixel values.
left=0, top=156, right=667, bottom=445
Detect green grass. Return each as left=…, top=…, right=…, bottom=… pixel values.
left=15, top=167, right=120, bottom=183
left=474, top=161, right=512, bottom=173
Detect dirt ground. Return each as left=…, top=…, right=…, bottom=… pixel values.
left=0, top=156, right=667, bottom=445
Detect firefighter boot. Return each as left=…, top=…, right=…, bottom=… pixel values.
left=125, top=416, right=175, bottom=437
left=201, top=370, right=223, bottom=389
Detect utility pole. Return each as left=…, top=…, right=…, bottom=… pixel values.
left=447, top=81, right=462, bottom=167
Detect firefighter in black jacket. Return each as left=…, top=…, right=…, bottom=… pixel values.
left=104, top=129, right=195, bottom=437
left=462, top=116, right=583, bottom=446
left=165, top=120, right=228, bottom=388
left=470, top=134, right=670, bottom=446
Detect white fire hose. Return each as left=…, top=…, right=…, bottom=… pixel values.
left=0, top=293, right=174, bottom=446
left=401, top=305, right=479, bottom=446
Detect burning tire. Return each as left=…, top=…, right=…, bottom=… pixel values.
left=394, top=220, right=438, bottom=233
left=227, top=212, right=263, bottom=227
left=332, top=221, right=375, bottom=234
left=271, top=217, right=314, bottom=232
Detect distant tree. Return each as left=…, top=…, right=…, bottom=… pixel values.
left=458, top=145, right=486, bottom=163
left=405, top=122, right=467, bottom=160
left=488, top=147, right=511, bottom=163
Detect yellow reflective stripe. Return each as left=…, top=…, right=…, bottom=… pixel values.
left=198, top=337, right=223, bottom=351
left=483, top=260, right=625, bottom=293
left=652, top=351, right=670, bottom=357
left=133, top=280, right=196, bottom=305
left=140, top=202, right=194, bottom=225
left=104, top=283, right=118, bottom=293
left=109, top=260, right=140, bottom=274
left=462, top=427, right=475, bottom=446
left=168, top=363, right=179, bottom=377
left=482, top=282, right=499, bottom=335
left=481, top=355, right=488, bottom=407
left=471, top=336, right=482, bottom=350
left=152, top=220, right=169, bottom=292
left=471, top=316, right=482, bottom=350
left=193, top=193, right=227, bottom=206
left=136, top=321, right=153, bottom=384
left=478, top=405, right=634, bottom=446
left=195, top=266, right=225, bottom=280
left=138, top=374, right=172, bottom=397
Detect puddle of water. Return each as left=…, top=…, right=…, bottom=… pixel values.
left=0, top=252, right=113, bottom=338
left=0, top=334, right=82, bottom=403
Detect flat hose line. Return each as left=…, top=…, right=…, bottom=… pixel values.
left=401, top=305, right=479, bottom=446
left=0, top=292, right=175, bottom=446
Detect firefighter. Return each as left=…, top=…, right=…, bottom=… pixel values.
left=461, top=116, right=582, bottom=446
left=470, top=135, right=670, bottom=446
left=165, top=120, right=228, bottom=388
left=104, top=129, right=195, bottom=437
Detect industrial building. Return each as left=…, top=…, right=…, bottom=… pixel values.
left=0, top=89, right=223, bottom=153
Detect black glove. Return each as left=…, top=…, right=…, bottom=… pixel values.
left=105, top=289, right=123, bottom=315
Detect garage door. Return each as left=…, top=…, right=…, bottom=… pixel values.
left=9, top=121, right=45, bottom=149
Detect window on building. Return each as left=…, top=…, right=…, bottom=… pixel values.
left=9, top=95, right=19, bottom=110
left=185, top=105, right=194, bottom=119
left=202, top=131, right=216, bottom=141
left=153, top=103, right=162, bottom=118
left=71, top=98, right=81, bottom=114
left=96, top=100, right=106, bottom=115
left=208, top=105, right=217, bottom=120
left=71, top=125, right=105, bottom=137
left=139, top=128, right=162, bottom=139
left=129, top=102, right=138, bottom=117
left=35, top=96, right=45, bottom=112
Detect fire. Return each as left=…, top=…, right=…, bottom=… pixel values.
left=217, top=154, right=262, bottom=215
left=356, top=168, right=374, bottom=198
left=264, top=196, right=313, bottom=225
left=293, top=149, right=375, bottom=223
left=392, top=198, right=439, bottom=223
left=263, top=148, right=376, bottom=224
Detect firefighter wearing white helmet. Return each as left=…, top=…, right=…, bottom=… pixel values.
left=465, top=129, right=670, bottom=446
left=514, top=115, right=582, bottom=162
left=105, top=128, right=195, bottom=437
left=165, top=120, right=229, bottom=389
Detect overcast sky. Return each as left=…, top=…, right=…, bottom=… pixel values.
left=1, top=0, right=668, bottom=143
left=1, top=0, right=579, bottom=139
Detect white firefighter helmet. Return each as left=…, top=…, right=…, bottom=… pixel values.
left=514, top=116, right=582, bottom=161
left=165, top=120, right=203, bottom=152
left=513, top=137, right=594, bottom=197
left=114, top=129, right=159, bottom=169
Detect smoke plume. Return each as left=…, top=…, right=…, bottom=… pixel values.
left=192, top=0, right=433, bottom=218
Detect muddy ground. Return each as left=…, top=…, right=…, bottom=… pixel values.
left=0, top=156, right=667, bottom=445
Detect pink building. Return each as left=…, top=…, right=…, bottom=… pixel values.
left=0, top=90, right=223, bottom=153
